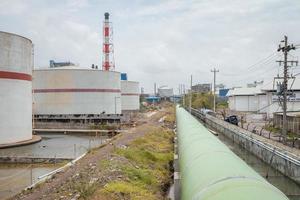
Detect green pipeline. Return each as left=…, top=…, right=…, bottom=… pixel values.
left=176, top=106, right=289, bottom=200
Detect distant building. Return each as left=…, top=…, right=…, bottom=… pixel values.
left=227, top=78, right=300, bottom=118
left=145, top=96, right=161, bottom=104
left=158, top=86, right=174, bottom=98
left=191, top=83, right=211, bottom=93
left=247, top=80, right=264, bottom=88
left=50, top=60, right=75, bottom=68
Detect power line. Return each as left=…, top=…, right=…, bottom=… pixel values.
left=219, top=53, right=279, bottom=77
left=276, top=35, right=298, bottom=143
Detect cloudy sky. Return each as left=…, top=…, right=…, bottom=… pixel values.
left=1, top=0, right=300, bottom=93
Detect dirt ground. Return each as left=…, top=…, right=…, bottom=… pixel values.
left=11, top=108, right=170, bottom=200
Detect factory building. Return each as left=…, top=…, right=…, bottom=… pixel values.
left=158, top=86, right=174, bottom=98
left=0, top=31, right=33, bottom=145
left=227, top=87, right=263, bottom=112
left=33, top=66, right=122, bottom=122
left=121, top=80, right=140, bottom=111
left=191, top=83, right=211, bottom=93
left=227, top=79, right=300, bottom=119
left=261, top=79, right=300, bottom=118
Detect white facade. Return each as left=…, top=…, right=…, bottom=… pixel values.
left=158, top=86, right=173, bottom=98
left=121, top=81, right=140, bottom=111
left=264, top=91, right=300, bottom=118
left=228, top=79, right=300, bottom=118
left=227, top=87, right=261, bottom=112
left=33, top=67, right=121, bottom=115
left=0, top=32, right=33, bottom=144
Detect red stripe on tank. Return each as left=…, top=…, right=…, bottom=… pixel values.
left=0, top=71, right=32, bottom=81
left=33, top=88, right=121, bottom=93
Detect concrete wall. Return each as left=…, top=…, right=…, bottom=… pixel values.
left=191, top=109, right=300, bottom=184
left=0, top=31, right=33, bottom=145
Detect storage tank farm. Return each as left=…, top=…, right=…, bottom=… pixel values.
left=33, top=12, right=139, bottom=122
left=0, top=31, right=34, bottom=145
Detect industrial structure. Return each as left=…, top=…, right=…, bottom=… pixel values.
left=191, top=83, right=211, bottom=93
left=33, top=66, right=122, bottom=122
left=0, top=31, right=33, bottom=145
left=102, top=12, right=115, bottom=71
left=157, top=86, right=174, bottom=98
left=227, top=79, right=300, bottom=118
left=121, top=80, right=140, bottom=111
left=32, top=12, right=139, bottom=122
left=176, top=106, right=288, bottom=200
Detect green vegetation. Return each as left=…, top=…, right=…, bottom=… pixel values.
left=264, top=124, right=281, bottom=133
left=182, top=92, right=228, bottom=110
left=89, top=123, right=119, bottom=130
left=217, top=101, right=228, bottom=109
left=94, top=127, right=174, bottom=200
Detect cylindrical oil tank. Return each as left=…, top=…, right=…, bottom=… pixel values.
left=121, top=80, right=140, bottom=111
left=33, top=67, right=121, bottom=115
left=0, top=31, right=33, bottom=144
left=176, top=106, right=288, bottom=200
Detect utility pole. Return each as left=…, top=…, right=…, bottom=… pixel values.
left=277, top=36, right=297, bottom=143
left=189, top=75, right=192, bottom=113
left=182, top=84, right=185, bottom=107
left=211, top=68, right=219, bottom=112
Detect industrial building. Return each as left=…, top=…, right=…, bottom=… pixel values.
left=227, top=87, right=263, bottom=112
left=158, top=86, right=174, bottom=98
left=0, top=31, right=34, bottom=145
left=227, top=79, right=300, bottom=118
left=191, top=83, right=211, bottom=93
left=33, top=66, right=122, bottom=122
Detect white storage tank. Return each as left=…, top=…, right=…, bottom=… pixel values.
left=121, top=80, right=140, bottom=111
left=33, top=67, right=121, bottom=115
left=0, top=31, right=33, bottom=145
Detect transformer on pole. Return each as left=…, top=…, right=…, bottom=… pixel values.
left=102, top=12, right=115, bottom=71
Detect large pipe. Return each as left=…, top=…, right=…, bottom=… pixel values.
left=176, top=106, right=288, bottom=200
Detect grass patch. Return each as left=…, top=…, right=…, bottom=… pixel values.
left=93, top=128, right=174, bottom=199
left=101, top=181, right=156, bottom=200
left=91, top=106, right=175, bottom=200
left=73, top=182, right=98, bottom=200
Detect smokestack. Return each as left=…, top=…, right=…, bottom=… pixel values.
left=102, top=12, right=115, bottom=71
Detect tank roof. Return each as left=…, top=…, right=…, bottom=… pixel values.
left=0, top=31, right=32, bottom=43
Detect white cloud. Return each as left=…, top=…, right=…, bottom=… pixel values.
left=1, top=0, right=300, bottom=93
left=0, top=0, right=27, bottom=15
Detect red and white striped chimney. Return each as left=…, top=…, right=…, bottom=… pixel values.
left=102, top=12, right=115, bottom=71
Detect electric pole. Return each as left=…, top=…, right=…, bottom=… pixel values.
left=211, top=68, right=219, bottom=112
left=182, top=84, right=186, bottom=107
left=277, top=36, right=297, bottom=143
left=189, top=75, right=193, bottom=113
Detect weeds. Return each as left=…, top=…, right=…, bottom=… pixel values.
left=94, top=127, right=174, bottom=200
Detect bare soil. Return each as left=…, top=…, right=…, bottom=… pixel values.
left=11, top=109, right=168, bottom=200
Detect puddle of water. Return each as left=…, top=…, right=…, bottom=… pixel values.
left=218, top=133, right=300, bottom=200
left=0, top=133, right=108, bottom=159
left=0, top=164, right=57, bottom=200
left=0, top=133, right=109, bottom=199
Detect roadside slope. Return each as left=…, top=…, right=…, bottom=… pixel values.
left=12, top=106, right=174, bottom=200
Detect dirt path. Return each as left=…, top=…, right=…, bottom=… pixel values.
left=12, top=109, right=167, bottom=200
